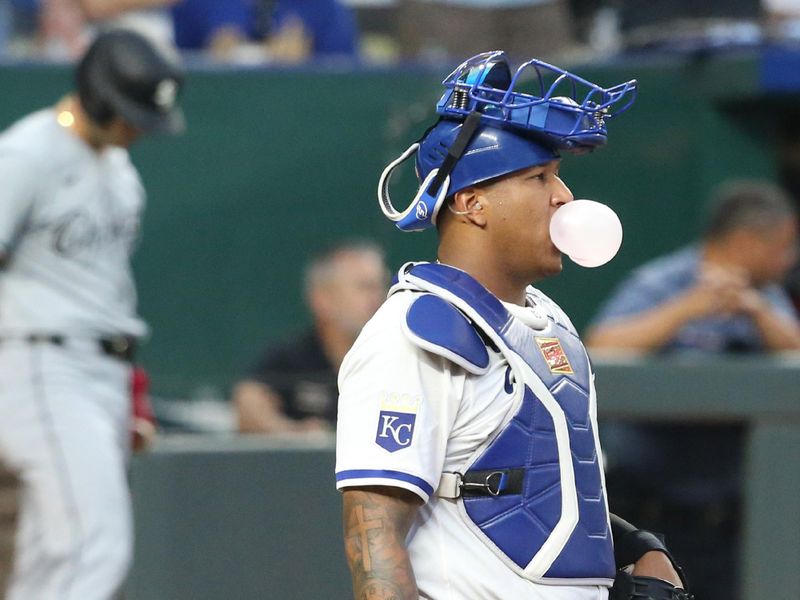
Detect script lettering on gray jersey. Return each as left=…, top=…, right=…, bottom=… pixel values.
left=28, top=210, right=140, bottom=258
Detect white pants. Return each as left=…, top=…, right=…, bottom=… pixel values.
left=0, top=339, right=132, bottom=600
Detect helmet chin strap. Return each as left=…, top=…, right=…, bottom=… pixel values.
left=378, top=111, right=483, bottom=232
left=428, top=111, right=482, bottom=195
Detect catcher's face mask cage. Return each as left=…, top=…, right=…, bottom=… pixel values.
left=438, top=50, right=637, bottom=151
left=378, top=51, right=638, bottom=232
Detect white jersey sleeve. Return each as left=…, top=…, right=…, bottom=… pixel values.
left=335, top=292, right=464, bottom=502
left=0, top=150, right=40, bottom=256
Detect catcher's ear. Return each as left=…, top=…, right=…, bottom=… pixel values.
left=450, top=188, right=487, bottom=226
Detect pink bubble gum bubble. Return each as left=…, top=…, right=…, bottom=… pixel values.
left=549, top=200, right=623, bottom=268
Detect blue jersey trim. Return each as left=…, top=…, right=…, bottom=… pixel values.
left=336, top=469, right=434, bottom=496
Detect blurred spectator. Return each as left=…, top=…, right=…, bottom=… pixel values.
left=40, top=0, right=89, bottom=57
left=271, top=0, right=358, bottom=60
left=232, top=240, right=388, bottom=434
left=586, top=180, right=800, bottom=353
left=397, top=0, right=574, bottom=62
left=29, top=0, right=177, bottom=59
left=171, top=0, right=263, bottom=59
left=99, top=2, right=176, bottom=46
left=776, top=111, right=800, bottom=312
left=5, top=1, right=40, bottom=54
left=171, top=0, right=359, bottom=63
left=587, top=179, right=799, bottom=600
left=763, top=0, right=800, bottom=40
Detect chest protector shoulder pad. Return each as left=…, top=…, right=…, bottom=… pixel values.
left=404, top=293, right=490, bottom=375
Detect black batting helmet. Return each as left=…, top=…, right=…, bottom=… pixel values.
left=76, top=30, right=185, bottom=135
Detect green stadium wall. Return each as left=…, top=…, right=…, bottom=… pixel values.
left=0, top=52, right=777, bottom=397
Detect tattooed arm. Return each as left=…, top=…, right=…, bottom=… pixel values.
left=343, top=486, right=423, bottom=600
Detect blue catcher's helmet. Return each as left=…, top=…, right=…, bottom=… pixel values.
left=378, top=51, right=637, bottom=232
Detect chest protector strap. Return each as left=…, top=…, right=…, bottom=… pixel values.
left=392, top=262, right=615, bottom=585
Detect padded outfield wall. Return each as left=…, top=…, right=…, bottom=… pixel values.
left=0, top=51, right=777, bottom=398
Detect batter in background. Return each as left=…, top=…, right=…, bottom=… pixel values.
left=0, top=29, right=183, bottom=599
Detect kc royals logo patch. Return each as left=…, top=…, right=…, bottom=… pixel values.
left=535, top=337, right=574, bottom=375
left=375, top=392, right=421, bottom=453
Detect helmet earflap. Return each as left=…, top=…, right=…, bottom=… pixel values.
left=76, top=43, right=115, bottom=126
left=379, top=111, right=484, bottom=232
left=78, top=88, right=115, bottom=126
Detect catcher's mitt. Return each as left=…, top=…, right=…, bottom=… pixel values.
left=610, top=572, right=694, bottom=600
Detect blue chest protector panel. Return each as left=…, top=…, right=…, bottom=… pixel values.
left=398, top=263, right=614, bottom=583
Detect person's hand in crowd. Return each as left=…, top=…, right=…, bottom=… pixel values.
left=209, top=26, right=248, bottom=60
left=266, top=16, right=312, bottom=64
left=682, top=262, right=750, bottom=317
left=296, top=417, right=334, bottom=434
left=733, top=286, right=770, bottom=318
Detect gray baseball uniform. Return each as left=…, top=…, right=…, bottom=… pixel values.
left=0, top=108, right=146, bottom=599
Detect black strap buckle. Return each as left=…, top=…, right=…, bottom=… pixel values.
left=460, top=468, right=524, bottom=497
left=462, top=471, right=507, bottom=496
left=99, top=336, right=137, bottom=362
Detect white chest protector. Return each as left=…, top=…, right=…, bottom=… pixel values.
left=392, top=262, right=615, bottom=585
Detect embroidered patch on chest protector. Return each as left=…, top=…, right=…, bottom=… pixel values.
left=535, top=337, right=574, bottom=375
left=375, top=392, right=421, bottom=452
